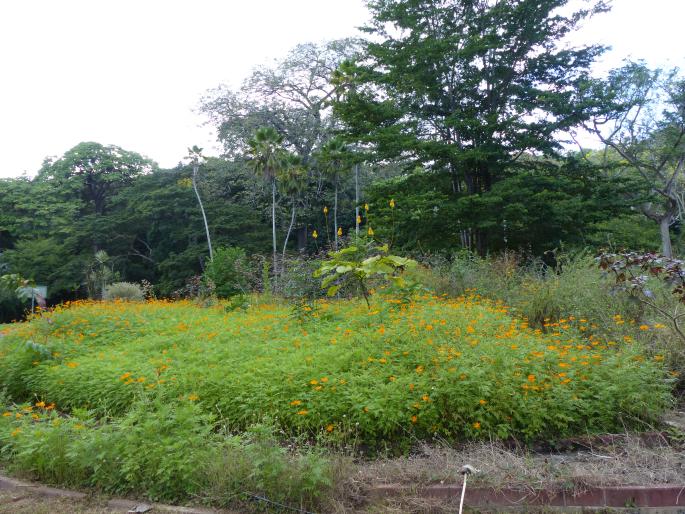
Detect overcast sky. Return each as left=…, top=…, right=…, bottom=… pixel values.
left=0, top=0, right=683, bottom=178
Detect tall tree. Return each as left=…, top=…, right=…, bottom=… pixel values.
left=247, top=127, right=286, bottom=281
left=201, top=39, right=359, bottom=163
left=318, top=137, right=352, bottom=250
left=279, top=155, right=308, bottom=263
left=188, top=146, right=214, bottom=261
left=37, top=142, right=154, bottom=216
left=334, top=0, right=608, bottom=252
left=583, top=63, right=685, bottom=258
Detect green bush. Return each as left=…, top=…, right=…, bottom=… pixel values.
left=102, top=282, right=144, bottom=301
left=0, top=399, right=336, bottom=510
left=203, top=247, right=250, bottom=299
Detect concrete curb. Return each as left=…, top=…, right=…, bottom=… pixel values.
left=0, top=474, right=226, bottom=513
left=371, top=483, right=685, bottom=509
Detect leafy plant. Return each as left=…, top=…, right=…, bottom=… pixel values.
left=203, top=246, right=250, bottom=298
left=314, top=238, right=418, bottom=307
left=103, top=282, right=145, bottom=301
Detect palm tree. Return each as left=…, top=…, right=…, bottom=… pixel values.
left=279, top=154, right=308, bottom=266
left=247, top=127, right=285, bottom=283
left=319, top=137, right=350, bottom=250
left=188, top=146, right=213, bottom=262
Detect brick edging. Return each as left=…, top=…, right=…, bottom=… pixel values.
left=371, top=483, right=685, bottom=508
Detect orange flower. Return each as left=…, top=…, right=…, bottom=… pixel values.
left=473, top=422, right=481, bottom=430
left=297, top=410, right=309, bottom=416
left=479, top=399, right=487, bottom=405
left=411, top=415, right=418, bottom=424
left=527, top=374, right=536, bottom=383
left=326, top=424, right=334, bottom=432
left=290, top=400, right=302, bottom=406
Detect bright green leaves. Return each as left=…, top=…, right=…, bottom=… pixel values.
left=314, top=239, right=417, bottom=307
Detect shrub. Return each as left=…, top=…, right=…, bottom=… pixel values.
left=102, top=282, right=144, bottom=301
left=203, top=247, right=250, bottom=299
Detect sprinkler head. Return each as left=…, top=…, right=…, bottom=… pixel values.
left=460, top=464, right=478, bottom=475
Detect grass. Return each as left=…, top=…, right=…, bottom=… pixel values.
left=0, top=293, right=675, bottom=508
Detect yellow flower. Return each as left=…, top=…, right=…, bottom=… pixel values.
left=337, top=227, right=343, bottom=236
left=2, top=412, right=11, bottom=417
left=320, top=377, right=329, bottom=383
left=479, top=399, right=487, bottom=405
left=389, top=199, right=395, bottom=209
left=119, top=372, right=131, bottom=381
left=473, top=422, right=481, bottom=430
left=297, top=410, right=309, bottom=416
left=312, top=230, right=318, bottom=239
left=639, top=324, right=650, bottom=331
left=10, top=429, right=21, bottom=437
left=326, top=424, right=334, bottom=432
left=364, top=203, right=369, bottom=212
left=356, top=215, right=362, bottom=224
left=35, top=401, right=45, bottom=408
left=422, top=395, right=431, bottom=402
left=654, top=355, right=664, bottom=361
left=323, top=206, right=329, bottom=215
left=415, top=365, right=424, bottom=374
left=310, top=379, right=318, bottom=385
left=187, top=394, right=199, bottom=401
left=290, top=400, right=302, bottom=406
left=65, top=361, right=79, bottom=368
left=367, top=227, right=374, bottom=236
left=410, top=415, right=418, bottom=424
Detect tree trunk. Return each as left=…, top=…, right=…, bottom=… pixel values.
left=271, top=179, right=278, bottom=288
left=334, top=177, right=339, bottom=250
left=282, top=200, right=297, bottom=269
left=192, top=162, right=213, bottom=261
left=355, top=164, right=360, bottom=237
left=660, top=216, right=673, bottom=258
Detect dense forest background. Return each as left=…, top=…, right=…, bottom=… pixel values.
left=1, top=0, right=684, bottom=321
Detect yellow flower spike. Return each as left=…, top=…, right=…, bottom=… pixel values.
left=337, top=227, right=342, bottom=236
left=368, top=226, right=374, bottom=236
left=323, top=206, right=329, bottom=215
left=389, top=198, right=395, bottom=209
left=356, top=215, right=362, bottom=224
left=312, top=229, right=318, bottom=239
left=364, top=203, right=369, bottom=212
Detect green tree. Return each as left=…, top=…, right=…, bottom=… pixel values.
left=318, top=137, right=352, bottom=250
left=334, top=0, right=608, bottom=253
left=247, top=127, right=287, bottom=282
left=583, top=63, right=685, bottom=257
left=279, top=155, right=308, bottom=264
left=188, top=146, right=214, bottom=261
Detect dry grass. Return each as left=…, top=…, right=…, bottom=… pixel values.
left=355, top=433, right=685, bottom=493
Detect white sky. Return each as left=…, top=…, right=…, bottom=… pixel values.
left=0, top=0, right=683, bottom=178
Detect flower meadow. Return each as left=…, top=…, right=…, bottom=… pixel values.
left=0, top=294, right=674, bottom=505
left=0, top=294, right=671, bottom=441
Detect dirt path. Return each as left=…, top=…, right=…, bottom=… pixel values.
left=0, top=490, right=114, bottom=513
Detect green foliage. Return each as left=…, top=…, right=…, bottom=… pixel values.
left=314, top=238, right=418, bottom=306
left=102, top=282, right=145, bottom=301
left=0, top=398, right=337, bottom=510
left=203, top=246, right=250, bottom=298
left=0, top=296, right=669, bottom=450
